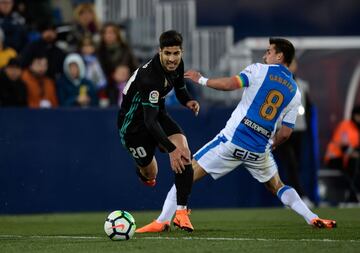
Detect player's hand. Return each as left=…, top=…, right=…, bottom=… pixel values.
left=186, top=100, right=200, bottom=116
left=169, top=147, right=189, bottom=174
left=184, top=70, right=202, bottom=83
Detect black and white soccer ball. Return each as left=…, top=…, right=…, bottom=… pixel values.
left=104, top=210, right=136, bottom=240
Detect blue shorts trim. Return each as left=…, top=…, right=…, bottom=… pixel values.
left=194, top=135, right=227, bottom=161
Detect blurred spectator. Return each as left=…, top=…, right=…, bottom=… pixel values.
left=324, top=105, right=360, bottom=202
left=56, top=53, right=98, bottom=107
left=21, top=54, right=58, bottom=108
left=0, top=0, right=27, bottom=52
left=79, top=35, right=106, bottom=90
left=273, top=59, right=314, bottom=207
left=0, top=27, right=16, bottom=68
left=20, top=22, right=66, bottom=80
left=15, top=0, right=54, bottom=30
left=99, top=64, right=130, bottom=107
left=0, top=57, right=27, bottom=107
left=97, top=22, right=138, bottom=81
left=66, top=2, right=100, bottom=52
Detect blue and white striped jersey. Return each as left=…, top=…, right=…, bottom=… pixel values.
left=221, top=63, right=301, bottom=153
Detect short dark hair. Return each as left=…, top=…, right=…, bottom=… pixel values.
left=159, top=30, right=183, bottom=49
left=31, top=53, right=47, bottom=64
left=6, top=57, right=21, bottom=68
left=269, top=37, right=295, bottom=65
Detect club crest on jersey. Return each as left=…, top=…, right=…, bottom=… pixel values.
left=149, top=90, right=159, bottom=103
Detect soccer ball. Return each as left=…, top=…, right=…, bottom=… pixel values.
left=104, top=210, right=136, bottom=240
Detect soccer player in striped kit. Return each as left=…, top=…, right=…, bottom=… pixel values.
left=136, top=37, right=336, bottom=233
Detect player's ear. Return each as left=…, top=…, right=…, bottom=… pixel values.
left=277, top=52, right=283, bottom=61
left=158, top=47, right=162, bottom=54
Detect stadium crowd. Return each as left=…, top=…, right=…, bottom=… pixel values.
left=0, top=0, right=136, bottom=108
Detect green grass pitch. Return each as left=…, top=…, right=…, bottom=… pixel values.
left=0, top=208, right=359, bottom=253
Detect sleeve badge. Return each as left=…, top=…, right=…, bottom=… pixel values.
left=149, top=90, right=160, bottom=103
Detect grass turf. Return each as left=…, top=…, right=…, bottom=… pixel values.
left=0, top=208, right=359, bottom=253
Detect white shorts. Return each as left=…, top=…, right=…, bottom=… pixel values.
left=193, top=134, right=278, bottom=183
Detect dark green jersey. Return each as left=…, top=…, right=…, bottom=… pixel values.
left=118, top=53, right=192, bottom=152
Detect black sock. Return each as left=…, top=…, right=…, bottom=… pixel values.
left=175, top=164, right=194, bottom=206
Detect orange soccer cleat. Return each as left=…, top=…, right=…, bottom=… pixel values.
left=135, top=220, right=170, bottom=233
left=173, top=209, right=194, bottom=232
left=311, top=218, right=337, bottom=229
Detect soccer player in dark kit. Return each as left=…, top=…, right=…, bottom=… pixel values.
left=117, top=30, right=199, bottom=232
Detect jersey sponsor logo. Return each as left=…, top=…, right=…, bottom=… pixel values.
left=149, top=90, right=159, bottom=103
left=241, top=117, right=271, bottom=138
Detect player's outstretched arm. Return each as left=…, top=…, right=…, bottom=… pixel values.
left=184, top=70, right=241, bottom=91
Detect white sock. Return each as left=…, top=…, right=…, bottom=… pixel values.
left=277, top=185, right=318, bottom=224
left=157, top=184, right=177, bottom=222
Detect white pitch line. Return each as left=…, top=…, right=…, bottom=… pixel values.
left=0, top=234, right=360, bottom=243
left=142, top=236, right=360, bottom=243
left=0, top=235, right=103, bottom=240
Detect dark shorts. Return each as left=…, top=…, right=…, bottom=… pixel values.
left=120, top=113, right=183, bottom=167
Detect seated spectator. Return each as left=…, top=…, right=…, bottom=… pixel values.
left=56, top=53, right=98, bottom=107
left=79, top=35, right=106, bottom=90
left=0, top=0, right=27, bottom=52
left=0, top=57, right=27, bottom=107
left=22, top=54, right=58, bottom=108
left=99, top=64, right=130, bottom=107
left=324, top=105, right=360, bottom=201
left=20, top=22, right=66, bottom=80
left=66, top=2, right=100, bottom=53
left=97, top=22, right=138, bottom=81
left=0, top=27, right=16, bottom=68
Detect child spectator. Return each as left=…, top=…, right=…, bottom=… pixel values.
left=99, top=64, right=130, bottom=107
left=0, top=27, right=17, bottom=68
left=56, top=53, right=98, bottom=107
left=79, top=35, right=106, bottom=90
left=21, top=54, right=58, bottom=108
left=0, top=57, right=27, bottom=107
